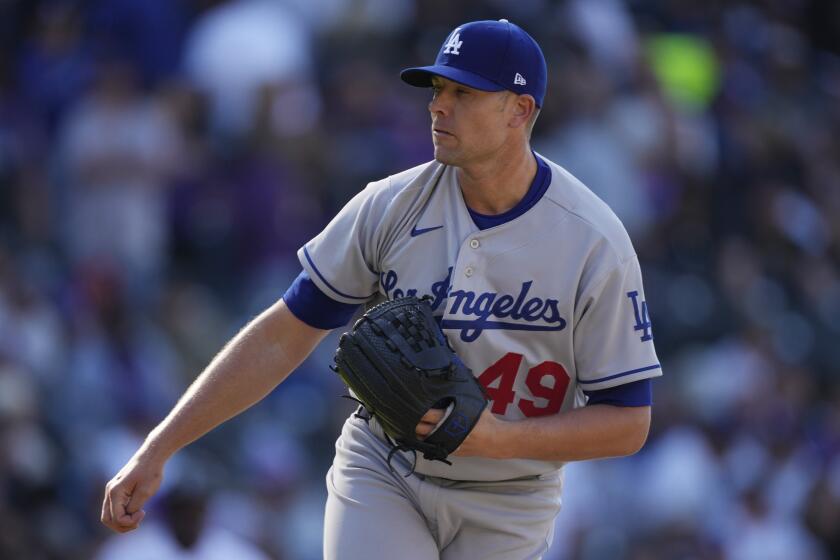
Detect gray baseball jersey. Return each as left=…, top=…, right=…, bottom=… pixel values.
left=299, top=154, right=662, bottom=481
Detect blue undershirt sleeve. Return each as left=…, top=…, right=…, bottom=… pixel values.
left=584, top=379, right=652, bottom=407
left=282, top=270, right=361, bottom=330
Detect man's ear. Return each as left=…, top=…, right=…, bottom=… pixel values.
left=509, top=94, right=536, bottom=129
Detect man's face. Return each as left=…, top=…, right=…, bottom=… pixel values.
left=428, top=76, right=513, bottom=167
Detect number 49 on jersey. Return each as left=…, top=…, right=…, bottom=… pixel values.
left=477, top=353, right=570, bottom=418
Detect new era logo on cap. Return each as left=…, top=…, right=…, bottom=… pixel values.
left=400, top=19, right=548, bottom=107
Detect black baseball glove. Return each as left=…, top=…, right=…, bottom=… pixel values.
left=332, top=296, right=488, bottom=471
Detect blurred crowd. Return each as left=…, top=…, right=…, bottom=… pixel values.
left=0, top=0, right=839, bottom=558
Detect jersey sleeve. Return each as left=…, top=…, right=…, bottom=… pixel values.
left=297, top=180, right=391, bottom=304
left=573, top=255, right=662, bottom=391
left=283, top=270, right=361, bottom=330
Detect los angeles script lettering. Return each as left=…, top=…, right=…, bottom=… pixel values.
left=380, top=268, right=566, bottom=342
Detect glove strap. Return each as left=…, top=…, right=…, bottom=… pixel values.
left=386, top=442, right=418, bottom=478
left=340, top=395, right=372, bottom=421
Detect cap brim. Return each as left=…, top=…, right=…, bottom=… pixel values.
left=400, top=65, right=504, bottom=92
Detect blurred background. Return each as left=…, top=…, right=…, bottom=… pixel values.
left=1, top=0, right=839, bottom=558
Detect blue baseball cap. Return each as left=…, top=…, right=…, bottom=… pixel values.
left=401, top=19, right=548, bottom=107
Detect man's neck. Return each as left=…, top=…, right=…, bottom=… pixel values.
left=456, top=145, right=537, bottom=216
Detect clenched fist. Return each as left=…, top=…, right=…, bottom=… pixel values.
left=101, top=453, right=166, bottom=533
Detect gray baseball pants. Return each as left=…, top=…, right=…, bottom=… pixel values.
left=323, top=415, right=563, bottom=559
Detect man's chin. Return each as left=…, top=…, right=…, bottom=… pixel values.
left=433, top=148, right=458, bottom=166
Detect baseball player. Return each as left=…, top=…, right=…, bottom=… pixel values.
left=101, top=20, right=661, bottom=559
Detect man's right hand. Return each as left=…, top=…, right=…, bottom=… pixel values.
left=98, top=299, right=330, bottom=534
left=100, top=453, right=165, bottom=533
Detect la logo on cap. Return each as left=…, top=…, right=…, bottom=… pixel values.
left=443, top=29, right=463, bottom=55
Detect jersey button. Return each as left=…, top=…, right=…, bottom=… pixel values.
left=469, top=239, right=480, bottom=249
left=465, top=266, right=474, bottom=277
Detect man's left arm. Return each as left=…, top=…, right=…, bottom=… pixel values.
left=449, top=403, right=650, bottom=461
left=417, top=252, right=661, bottom=461
left=488, top=253, right=661, bottom=462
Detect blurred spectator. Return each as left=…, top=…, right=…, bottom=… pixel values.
left=95, top=485, right=271, bottom=560
left=182, top=0, right=314, bottom=139
left=804, top=470, right=840, bottom=558
left=88, top=0, right=189, bottom=86
left=286, top=0, right=415, bottom=34
left=721, top=485, right=826, bottom=560
left=17, top=2, right=94, bottom=129
left=58, top=56, right=183, bottom=295
left=0, top=259, right=64, bottom=382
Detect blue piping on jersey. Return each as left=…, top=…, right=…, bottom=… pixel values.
left=577, top=364, right=661, bottom=385
left=303, top=247, right=377, bottom=301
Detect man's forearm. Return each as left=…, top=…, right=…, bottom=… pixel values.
left=469, top=405, right=651, bottom=462
left=138, top=299, right=329, bottom=461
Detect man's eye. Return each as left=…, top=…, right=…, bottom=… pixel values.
left=456, top=88, right=470, bottom=95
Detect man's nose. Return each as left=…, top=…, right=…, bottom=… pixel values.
left=428, top=91, right=450, bottom=116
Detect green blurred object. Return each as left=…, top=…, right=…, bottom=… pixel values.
left=645, top=33, right=720, bottom=112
